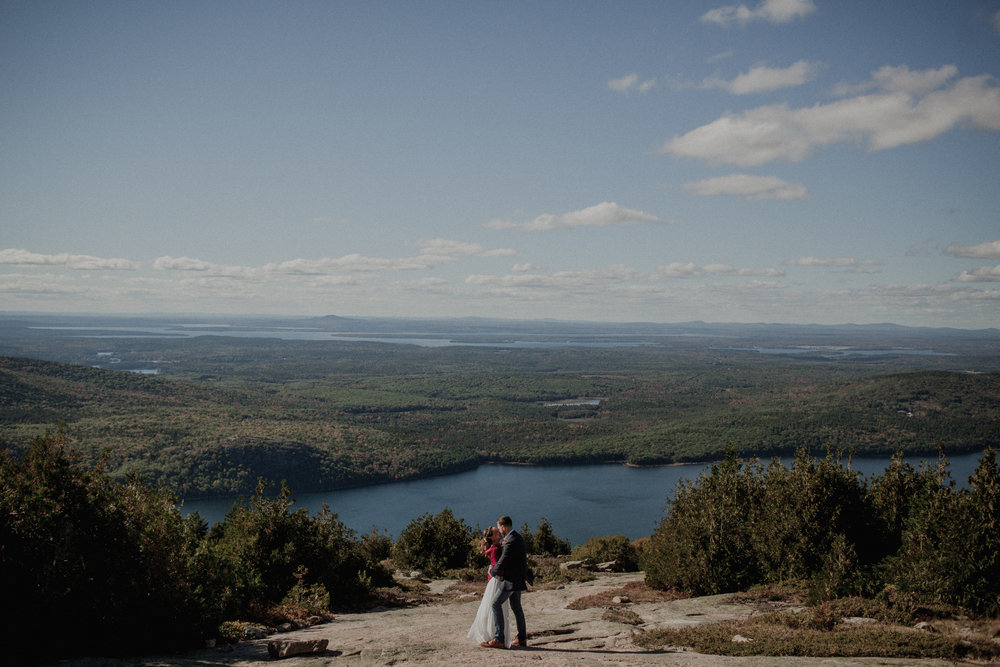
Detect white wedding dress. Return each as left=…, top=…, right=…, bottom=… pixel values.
left=467, top=576, right=512, bottom=647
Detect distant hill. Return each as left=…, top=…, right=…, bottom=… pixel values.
left=2, top=354, right=998, bottom=498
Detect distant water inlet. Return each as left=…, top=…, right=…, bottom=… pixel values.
left=180, top=451, right=985, bottom=547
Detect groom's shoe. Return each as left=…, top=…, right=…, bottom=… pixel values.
left=480, top=640, right=506, bottom=649
left=512, top=637, right=528, bottom=648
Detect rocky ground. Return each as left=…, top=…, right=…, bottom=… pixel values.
left=76, top=572, right=965, bottom=666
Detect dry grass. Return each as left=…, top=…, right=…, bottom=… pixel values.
left=636, top=607, right=1000, bottom=661
left=602, top=607, right=644, bottom=625
left=566, top=580, right=687, bottom=610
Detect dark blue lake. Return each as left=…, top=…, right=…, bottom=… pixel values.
left=180, top=451, right=986, bottom=547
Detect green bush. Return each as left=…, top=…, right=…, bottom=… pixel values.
left=645, top=450, right=765, bottom=594
left=520, top=516, right=571, bottom=556
left=645, top=449, right=877, bottom=595
left=889, top=449, right=999, bottom=615
left=0, top=432, right=393, bottom=662
left=571, top=534, right=639, bottom=571
left=391, top=508, right=474, bottom=575
left=201, top=480, right=383, bottom=617
left=359, top=526, right=394, bottom=564
left=0, top=430, right=207, bottom=660
left=644, top=447, right=1000, bottom=614
left=753, top=450, right=877, bottom=599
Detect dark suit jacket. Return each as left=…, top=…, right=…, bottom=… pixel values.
left=489, top=529, right=528, bottom=591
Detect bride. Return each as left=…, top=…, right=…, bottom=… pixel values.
left=467, top=526, right=512, bottom=647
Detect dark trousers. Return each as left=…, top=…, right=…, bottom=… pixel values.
left=491, top=586, right=526, bottom=643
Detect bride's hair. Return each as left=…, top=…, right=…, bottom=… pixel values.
left=481, top=527, right=493, bottom=551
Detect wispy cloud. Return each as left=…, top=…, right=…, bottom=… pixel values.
left=682, top=174, right=808, bottom=200
left=662, top=68, right=1000, bottom=166
left=708, top=50, right=734, bottom=64
left=651, top=262, right=784, bottom=279
left=832, top=65, right=958, bottom=97
left=608, top=73, right=656, bottom=94
left=700, top=60, right=818, bottom=94
left=415, top=238, right=517, bottom=258
left=945, top=240, right=1000, bottom=259
left=701, top=0, right=817, bottom=26
left=484, top=202, right=674, bottom=231
left=0, top=248, right=139, bottom=271
left=466, top=265, right=639, bottom=290
left=953, top=265, right=1000, bottom=282
left=153, top=241, right=516, bottom=279
left=784, top=257, right=880, bottom=270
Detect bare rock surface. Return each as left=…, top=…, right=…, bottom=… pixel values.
left=116, top=573, right=954, bottom=666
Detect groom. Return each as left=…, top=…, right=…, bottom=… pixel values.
left=481, top=515, right=528, bottom=649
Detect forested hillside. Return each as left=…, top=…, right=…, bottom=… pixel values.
left=3, top=348, right=997, bottom=497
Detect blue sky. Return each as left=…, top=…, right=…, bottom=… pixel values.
left=2, top=0, right=999, bottom=328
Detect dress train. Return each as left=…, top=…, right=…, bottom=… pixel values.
left=467, top=576, right=512, bottom=647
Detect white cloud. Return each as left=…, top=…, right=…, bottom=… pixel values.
left=651, top=262, right=700, bottom=279
left=415, top=238, right=517, bottom=258
left=609, top=73, right=656, bottom=94
left=832, top=65, right=959, bottom=97
left=701, top=60, right=818, bottom=95
left=152, top=243, right=518, bottom=280
left=152, top=256, right=217, bottom=272
left=652, top=262, right=784, bottom=279
left=511, top=263, right=535, bottom=272
left=0, top=248, right=138, bottom=271
left=952, top=265, right=1000, bottom=282
left=993, top=9, right=1000, bottom=35
left=467, top=265, right=639, bottom=290
left=662, top=70, right=1000, bottom=166
left=871, top=65, right=958, bottom=95
left=708, top=50, right=734, bottom=64
left=784, top=257, right=879, bottom=268
left=392, top=277, right=450, bottom=292
left=701, top=0, right=816, bottom=26
left=484, top=202, right=674, bottom=231
left=945, top=240, right=1000, bottom=259
left=0, top=271, right=95, bottom=296
left=682, top=174, right=808, bottom=200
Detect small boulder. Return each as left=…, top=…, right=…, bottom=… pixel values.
left=243, top=625, right=269, bottom=640
left=732, top=634, right=752, bottom=643
left=560, top=560, right=587, bottom=571
left=611, top=596, right=631, bottom=605
left=266, top=639, right=329, bottom=659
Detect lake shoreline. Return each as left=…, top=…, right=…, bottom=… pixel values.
left=178, top=448, right=982, bottom=503
left=179, top=451, right=987, bottom=545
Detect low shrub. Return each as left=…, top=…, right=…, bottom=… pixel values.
left=0, top=431, right=397, bottom=662
left=391, top=508, right=475, bottom=576
left=645, top=450, right=765, bottom=594
left=0, top=430, right=207, bottom=660
left=520, top=516, right=572, bottom=556
left=644, top=447, right=999, bottom=614
left=571, top=534, right=639, bottom=571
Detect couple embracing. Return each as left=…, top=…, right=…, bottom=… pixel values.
left=467, top=515, right=528, bottom=649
